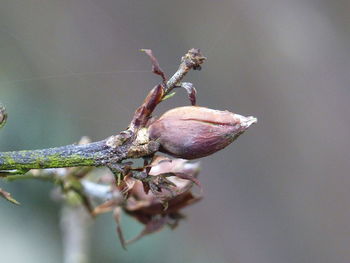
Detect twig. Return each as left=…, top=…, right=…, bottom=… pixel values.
left=165, top=48, right=206, bottom=94
left=0, top=49, right=207, bottom=255
left=48, top=166, right=121, bottom=263
left=81, top=180, right=122, bottom=203
left=61, top=204, right=92, bottom=263
left=0, top=49, right=205, bottom=173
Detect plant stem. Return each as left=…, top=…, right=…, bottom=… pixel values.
left=61, top=204, right=92, bottom=263
left=0, top=49, right=206, bottom=173
left=0, top=140, right=110, bottom=170
left=165, top=48, right=206, bottom=94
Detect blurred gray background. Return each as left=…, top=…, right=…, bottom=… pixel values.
left=1, top=0, right=350, bottom=262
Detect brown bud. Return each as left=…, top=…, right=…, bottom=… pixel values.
left=148, top=106, right=257, bottom=159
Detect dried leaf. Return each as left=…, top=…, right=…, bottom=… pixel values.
left=92, top=200, right=116, bottom=215
left=131, top=84, right=164, bottom=129
left=142, top=181, right=151, bottom=195
left=174, top=173, right=202, bottom=192
left=0, top=188, right=20, bottom=205
left=141, top=49, right=167, bottom=83
left=127, top=216, right=168, bottom=245
left=177, top=82, right=197, bottom=105
left=162, top=83, right=196, bottom=105
left=113, top=207, right=127, bottom=250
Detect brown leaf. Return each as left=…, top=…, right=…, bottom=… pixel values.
left=177, top=82, right=197, bottom=105
left=92, top=200, right=116, bottom=215
left=130, top=84, right=164, bottom=129
left=141, top=49, right=167, bottom=83
left=0, top=188, right=20, bottom=205
left=113, top=207, right=127, bottom=250
left=126, top=216, right=168, bottom=245
left=174, top=173, right=202, bottom=193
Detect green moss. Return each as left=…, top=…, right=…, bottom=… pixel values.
left=4, top=156, right=16, bottom=166
left=1, top=151, right=96, bottom=170
left=1, top=140, right=107, bottom=170
left=42, top=153, right=95, bottom=168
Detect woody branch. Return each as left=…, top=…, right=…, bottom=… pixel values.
left=0, top=49, right=206, bottom=174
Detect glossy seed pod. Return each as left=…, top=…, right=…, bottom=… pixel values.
left=148, top=106, right=257, bottom=159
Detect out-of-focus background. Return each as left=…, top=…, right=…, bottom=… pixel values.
left=1, top=0, right=350, bottom=262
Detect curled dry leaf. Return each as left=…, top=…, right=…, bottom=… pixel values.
left=141, top=49, right=167, bottom=83
left=130, top=84, right=164, bottom=130
left=168, top=82, right=197, bottom=105
left=180, top=82, right=197, bottom=105
left=120, top=179, right=200, bottom=246
left=112, top=155, right=201, bottom=246
left=0, top=188, right=20, bottom=205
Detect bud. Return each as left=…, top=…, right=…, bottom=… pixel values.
left=148, top=106, right=257, bottom=159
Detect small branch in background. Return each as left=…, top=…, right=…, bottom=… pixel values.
left=0, top=187, right=20, bottom=205
left=58, top=174, right=122, bottom=263
left=81, top=180, right=121, bottom=203
left=0, top=103, right=7, bottom=129
left=60, top=204, right=92, bottom=263
left=0, top=103, right=21, bottom=205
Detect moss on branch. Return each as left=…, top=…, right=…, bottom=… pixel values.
left=0, top=140, right=110, bottom=170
